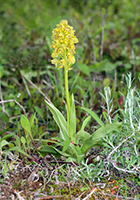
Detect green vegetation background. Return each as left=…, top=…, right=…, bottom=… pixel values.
left=0, top=2, right=140, bottom=198
left=0, top=0, right=140, bottom=122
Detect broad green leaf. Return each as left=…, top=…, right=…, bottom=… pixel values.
left=45, top=100, right=68, bottom=140
left=13, top=135, right=21, bottom=147
left=76, top=130, right=91, bottom=141
left=81, top=135, right=97, bottom=153
left=38, top=145, right=59, bottom=155
left=2, top=133, right=15, bottom=141
left=34, top=106, right=44, bottom=121
left=81, top=122, right=121, bottom=153
left=80, top=116, right=91, bottom=131
left=30, top=114, right=35, bottom=127
left=21, top=136, right=26, bottom=145
left=82, top=107, right=104, bottom=127
left=62, top=138, right=71, bottom=152
left=78, top=63, right=90, bottom=76
left=69, top=94, right=76, bottom=142
left=67, top=143, right=83, bottom=164
left=91, top=122, right=121, bottom=140
left=63, top=143, right=78, bottom=158
left=0, top=140, right=10, bottom=149
left=21, top=115, right=31, bottom=133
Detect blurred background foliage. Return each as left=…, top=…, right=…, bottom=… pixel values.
left=0, top=0, right=140, bottom=131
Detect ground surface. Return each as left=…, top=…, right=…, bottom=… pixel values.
left=0, top=154, right=140, bottom=200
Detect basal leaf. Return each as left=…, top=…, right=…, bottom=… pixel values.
left=45, top=100, right=68, bottom=141
left=80, top=116, right=91, bottom=131
left=91, top=122, right=121, bottom=140
left=76, top=130, right=91, bottom=141
left=81, top=122, right=121, bottom=153
left=62, top=138, right=71, bottom=152
left=82, top=107, right=104, bottom=127
left=21, top=115, right=31, bottom=133
left=38, top=145, right=59, bottom=155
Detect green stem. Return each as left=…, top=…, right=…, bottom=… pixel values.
left=64, top=66, right=70, bottom=113
left=64, top=53, right=71, bottom=136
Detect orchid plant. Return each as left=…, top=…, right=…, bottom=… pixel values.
left=38, top=20, right=121, bottom=164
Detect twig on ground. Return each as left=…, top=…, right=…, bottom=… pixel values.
left=14, top=190, right=25, bottom=200
left=131, top=164, right=140, bottom=173
left=75, top=191, right=86, bottom=200
left=98, top=192, right=136, bottom=200
left=59, top=165, right=73, bottom=200
left=51, top=154, right=60, bottom=184
left=27, top=166, right=39, bottom=185
left=106, top=132, right=135, bottom=160
left=21, top=73, right=31, bottom=97
left=45, top=164, right=65, bottom=185
left=21, top=73, right=52, bottom=104
left=33, top=195, right=65, bottom=200
left=106, top=132, right=138, bottom=174
left=107, top=158, right=137, bottom=174
left=82, top=187, right=97, bottom=200
left=0, top=99, right=26, bottom=114
left=41, top=79, right=54, bottom=89
left=0, top=82, right=5, bottom=112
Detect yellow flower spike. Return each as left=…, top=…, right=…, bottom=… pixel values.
left=51, top=20, right=78, bottom=139
left=51, top=20, right=78, bottom=69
